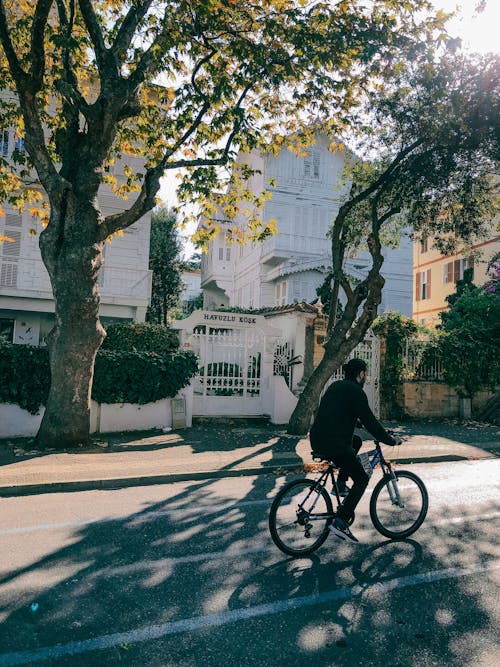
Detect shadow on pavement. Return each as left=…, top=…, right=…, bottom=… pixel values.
left=0, top=453, right=498, bottom=666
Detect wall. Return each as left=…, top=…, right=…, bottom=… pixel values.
left=402, top=382, right=494, bottom=418
left=0, top=388, right=193, bottom=438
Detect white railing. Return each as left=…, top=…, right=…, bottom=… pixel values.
left=403, top=339, right=445, bottom=382
left=0, top=256, right=151, bottom=301
left=99, top=266, right=152, bottom=299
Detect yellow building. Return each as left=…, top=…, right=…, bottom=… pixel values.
left=413, top=232, right=500, bottom=327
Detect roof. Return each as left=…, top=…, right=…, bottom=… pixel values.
left=257, top=301, right=321, bottom=316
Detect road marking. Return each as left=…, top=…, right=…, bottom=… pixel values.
left=0, top=559, right=499, bottom=666
left=100, top=544, right=270, bottom=577
left=0, top=499, right=270, bottom=536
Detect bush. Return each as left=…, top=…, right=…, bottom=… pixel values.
left=92, top=350, right=198, bottom=404
left=0, top=343, right=198, bottom=413
left=101, top=322, right=179, bottom=353
left=0, top=343, right=51, bottom=414
left=372, top=311, right=419, bottom=418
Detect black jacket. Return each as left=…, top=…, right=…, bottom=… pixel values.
left=310, top=379, right=396, bottom=454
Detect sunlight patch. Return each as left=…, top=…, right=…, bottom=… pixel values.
left=298, top=624, right=330, bottom=651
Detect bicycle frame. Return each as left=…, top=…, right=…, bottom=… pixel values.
left=307, top=440, right=403, bottom=515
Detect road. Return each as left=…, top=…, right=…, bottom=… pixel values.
left=0, top=459, right=499, bottom=666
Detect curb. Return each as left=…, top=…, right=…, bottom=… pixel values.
left=0, top=451, right=497, bottom=498
left=0, top=462, right=304, bottom=497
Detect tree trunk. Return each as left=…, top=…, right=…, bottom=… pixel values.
left=287, top=274, right=384, bottom=435
left=287, top=336, right=363, bottom=434
left=35, top=205, right=105, bottom=449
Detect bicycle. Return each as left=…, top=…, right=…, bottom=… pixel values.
left=268, top=438, right=428, bottom=556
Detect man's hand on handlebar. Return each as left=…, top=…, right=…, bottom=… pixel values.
left=386, top=429, right=404, bottom=447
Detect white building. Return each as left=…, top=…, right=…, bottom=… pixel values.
left=180, top=268, right=202, bottom=314
left=201, top=135, right=412, bottom=315
left=0, top=133, right=152, bottom=346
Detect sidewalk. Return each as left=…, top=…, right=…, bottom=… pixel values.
left=0, top=419, right=498, bottom=496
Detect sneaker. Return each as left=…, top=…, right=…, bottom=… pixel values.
left=329, top=518, right=359, bottom=543
left=337, top=482, right=350, bottom=498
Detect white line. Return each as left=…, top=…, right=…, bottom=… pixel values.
left=0, top=499, right=270, bottom=536
left=100, top=544, right=269, bottom=577
left=0, top=560, right=498, bottom=666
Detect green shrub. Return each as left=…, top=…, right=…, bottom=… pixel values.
left=372, top=311, right=419, bottom=419
left=101, top=322, right=179, bottom=353
left=92, top=350, right=198, bottom=404
left=0, top=343, right=198, bottom=413
left=0, top=343, right=51, bottom=414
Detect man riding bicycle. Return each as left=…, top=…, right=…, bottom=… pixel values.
left=309, top=357, right=402, bottom=543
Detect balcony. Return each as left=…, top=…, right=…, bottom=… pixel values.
left=0, top=256, right=151, bottom=303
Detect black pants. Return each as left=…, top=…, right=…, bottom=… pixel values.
left=333, top=435, right=369, bottom=523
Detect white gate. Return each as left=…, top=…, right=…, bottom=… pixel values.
left=172, top=310, right=281, bottom=417
left=322, top=330, right=381, bottom=417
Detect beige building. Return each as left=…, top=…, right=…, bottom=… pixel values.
left=413, top=232, right=500, bottom=327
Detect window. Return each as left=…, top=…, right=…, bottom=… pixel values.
left=415, top=269, right=431, bottom=301
left=419, top=238, right=428, bottom=253
left=275, top=280, right=288, bottom=306
left=218, top=247, right=224, bottom=261
left=443, top=257, right=474, bottom=284
left=226, top=247, right=231, bottom=261
left=14, top=137, right=26, bottom=153
left=304, top=151, right=320, bottom=179
left=0, top=318, right=14, bottom=342
left=0, top=130, right=9, bottom=156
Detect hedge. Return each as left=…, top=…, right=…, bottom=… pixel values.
left=101, top=322, right=179, bottom=353
left=0, top=342, right=198, bottom=414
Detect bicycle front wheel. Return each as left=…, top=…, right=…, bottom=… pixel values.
left=269, top=479, right=333, bottom=556
left=370, top=470, right=428, bottom=539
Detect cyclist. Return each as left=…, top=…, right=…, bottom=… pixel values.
left=309, top=357, right=402, bottom=543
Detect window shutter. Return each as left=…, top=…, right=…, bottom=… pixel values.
left=415, top=272, right=421, bottom=301
left=453, top=259, right=461, bottom=282
left=426, top=269, right=432, bottom=299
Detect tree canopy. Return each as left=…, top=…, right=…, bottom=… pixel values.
left=0, top=0, right=448, bottom=447
left=288, top=51, right=500, bottom=433
left=146, top=206, right=183, bottom=325
left=437, top=280, right=500, bottom=398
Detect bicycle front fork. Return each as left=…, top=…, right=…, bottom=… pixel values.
left=386, top=470, right=404, bottom=507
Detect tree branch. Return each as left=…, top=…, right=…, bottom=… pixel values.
left=77, top=0, right=110, bottom=75
left=337, top=138, right=424, bottom=221
left=111, top=0, right=153, bottom=63
left=0, top=0, right=27, bottom=83
left=29, top=0, right=53, bottom=89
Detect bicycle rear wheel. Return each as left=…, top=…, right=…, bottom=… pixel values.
left=370, top=470, right=428, bottom=539
left=269, top=479, right=333, bottom=556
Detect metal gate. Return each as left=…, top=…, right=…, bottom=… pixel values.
left=173, top=311, right=281, bottom=417
left=322, top=330, right=381, bottom=416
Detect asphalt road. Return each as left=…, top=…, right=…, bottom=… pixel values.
left=0, top=459, right=499, bottom=667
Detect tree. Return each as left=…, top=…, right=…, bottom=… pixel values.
left=288, top=52, right=500, bottom=434
left=437, top=285, right=500, bottom=398
left=0, top=0, right=444, bottom=447
left=483, top=251, right=500, bottom=296
left=146, top=207, right=183, bottom=325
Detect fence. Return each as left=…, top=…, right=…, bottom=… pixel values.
left=403, top=339, right=445, bottom=382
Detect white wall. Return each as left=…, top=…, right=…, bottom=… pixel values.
left=0, top=387, right=193, bottom=438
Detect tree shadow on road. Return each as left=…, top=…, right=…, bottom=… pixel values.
left=0, top=457, right=498, bottom=666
